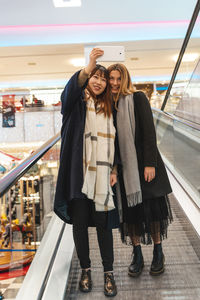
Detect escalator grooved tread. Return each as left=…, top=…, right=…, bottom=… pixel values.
left=65, top=194, right=200, bottom=299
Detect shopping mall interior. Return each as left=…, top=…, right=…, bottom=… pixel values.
left=0, top=0, right=200, bottom=299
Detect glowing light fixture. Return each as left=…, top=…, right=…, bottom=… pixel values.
left=172, top=53, right=199, bottom=62
left=28, top=62, right=36, bottom=66
left=47, top=162, right=58, bottom=168
left=70, top=58, right=85, bottom=67
left=53, top=0, right=81, bottom=7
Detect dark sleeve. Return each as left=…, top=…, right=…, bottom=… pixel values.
left=112, top=106, right=121, bottom=168
left=134, top=91, right=157, bottom=167
left=113, top=133, right=121, bottom=167
left=61, top=70, right=88, bottom=115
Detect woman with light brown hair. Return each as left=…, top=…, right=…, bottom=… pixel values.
left=108, top=63, right=173, bottom=277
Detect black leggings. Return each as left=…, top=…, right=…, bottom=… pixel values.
left=71, top=198, right=114, bottom=272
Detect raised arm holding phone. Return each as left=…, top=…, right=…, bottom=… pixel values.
left=54, top=48, right=119, bottom=297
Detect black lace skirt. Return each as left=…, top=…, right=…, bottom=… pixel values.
left=119, top=178, right=173, bottom=245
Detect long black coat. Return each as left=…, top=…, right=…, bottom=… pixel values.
left=115, top=91, right=172, bottom=200
left=54, top=71, right=119, bottom=228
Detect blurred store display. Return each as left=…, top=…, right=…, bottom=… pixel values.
left=2, top=95, right=15, bottom=128
left=0, top=140, right=60, bottom=277
left=0, top=151, right=21, bottom=178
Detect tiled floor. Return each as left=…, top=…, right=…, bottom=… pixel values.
left=0, top=276, right=24, bottom=300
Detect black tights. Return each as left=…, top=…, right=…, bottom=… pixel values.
left=71, top=198, right=114, bottom=272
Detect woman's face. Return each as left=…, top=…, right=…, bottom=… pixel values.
left=109, top=70, right=121, bottom=95
left=88, top=71, right=107, bottom=96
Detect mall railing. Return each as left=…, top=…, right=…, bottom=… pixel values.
left=0, top=132, right=74, bottom=300
left=0, top=132, right=60, bottom=197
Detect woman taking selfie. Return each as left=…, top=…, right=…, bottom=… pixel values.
left=54, top=49, right=118, bottom=297
left=108, top=63, right=172, bottom=277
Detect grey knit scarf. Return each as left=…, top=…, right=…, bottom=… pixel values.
left=116, top=94, right=142, bottom=216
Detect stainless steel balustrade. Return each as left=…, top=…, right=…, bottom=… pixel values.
left=152, top=108, right=200, bottom=208
left=0, top=132, right=60, bottom=197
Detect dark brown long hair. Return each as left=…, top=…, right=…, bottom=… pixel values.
left=86, top=65, right=112, bottom=118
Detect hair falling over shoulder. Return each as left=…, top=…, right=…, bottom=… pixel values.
left=86, top=65, right=112, bottom=118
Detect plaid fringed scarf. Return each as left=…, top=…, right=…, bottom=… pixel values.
left=82, top=97, right=116, bottom=211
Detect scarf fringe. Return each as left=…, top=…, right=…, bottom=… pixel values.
left=127, top=191, right=143, bottom=207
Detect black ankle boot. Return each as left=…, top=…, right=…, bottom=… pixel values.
left=128, top=245, right=144, bottom=277
left=104, top=272, right=117, bottom=297
left=150, top=243, right=165, bottom=276
left=79, top=269, right=92, bottom=293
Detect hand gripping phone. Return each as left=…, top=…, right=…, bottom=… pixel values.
left=84, top=46, right=125, bottom=64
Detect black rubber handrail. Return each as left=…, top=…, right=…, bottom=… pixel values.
left=152, top=107, right=200, bottom=131
left=161, top=0, right=200, bottom=111
left=37, top=222, right=66, bottom=300
left=0, top=132, right=61, bottom=197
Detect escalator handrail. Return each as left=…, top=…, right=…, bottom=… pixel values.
left=0, top=132, right=61, bottom=197
left=152, top=107, right=200, bottom=131
left=161, top=0, right=200, bottom=110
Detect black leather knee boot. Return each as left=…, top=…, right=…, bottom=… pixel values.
left=150, top=243, right=165, bottom=275
left=128, top=245, right=144, bottom=277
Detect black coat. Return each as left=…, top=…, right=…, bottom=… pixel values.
left=54, top=71, right=119, bottom=228
left=115, top=91, right=172, bottom=200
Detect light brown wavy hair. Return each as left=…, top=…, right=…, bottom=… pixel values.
left=107, top=63, right=135, bottom=105
left=86, top=65, right=112, bottom=118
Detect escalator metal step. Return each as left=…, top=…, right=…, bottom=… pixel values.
left=65, top=194, right=200, bottom=299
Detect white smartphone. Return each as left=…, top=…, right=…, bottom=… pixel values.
left=84, top=46, right=125, bottom=64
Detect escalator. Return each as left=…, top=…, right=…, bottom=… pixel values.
left=1, top=2, right=200, bottom=299
left=0, top=106, right=200, bottom=300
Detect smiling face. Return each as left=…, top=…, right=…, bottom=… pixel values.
left=109, top=70, right=121, bottom=95
left=88, top=70, right=107, bottom=96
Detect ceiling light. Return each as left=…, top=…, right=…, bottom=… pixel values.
left=70, top=58, right=85, bottom=67
left=172, top=53, right=199, bottom=62
left=53, top=0, right=81, bottom=7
